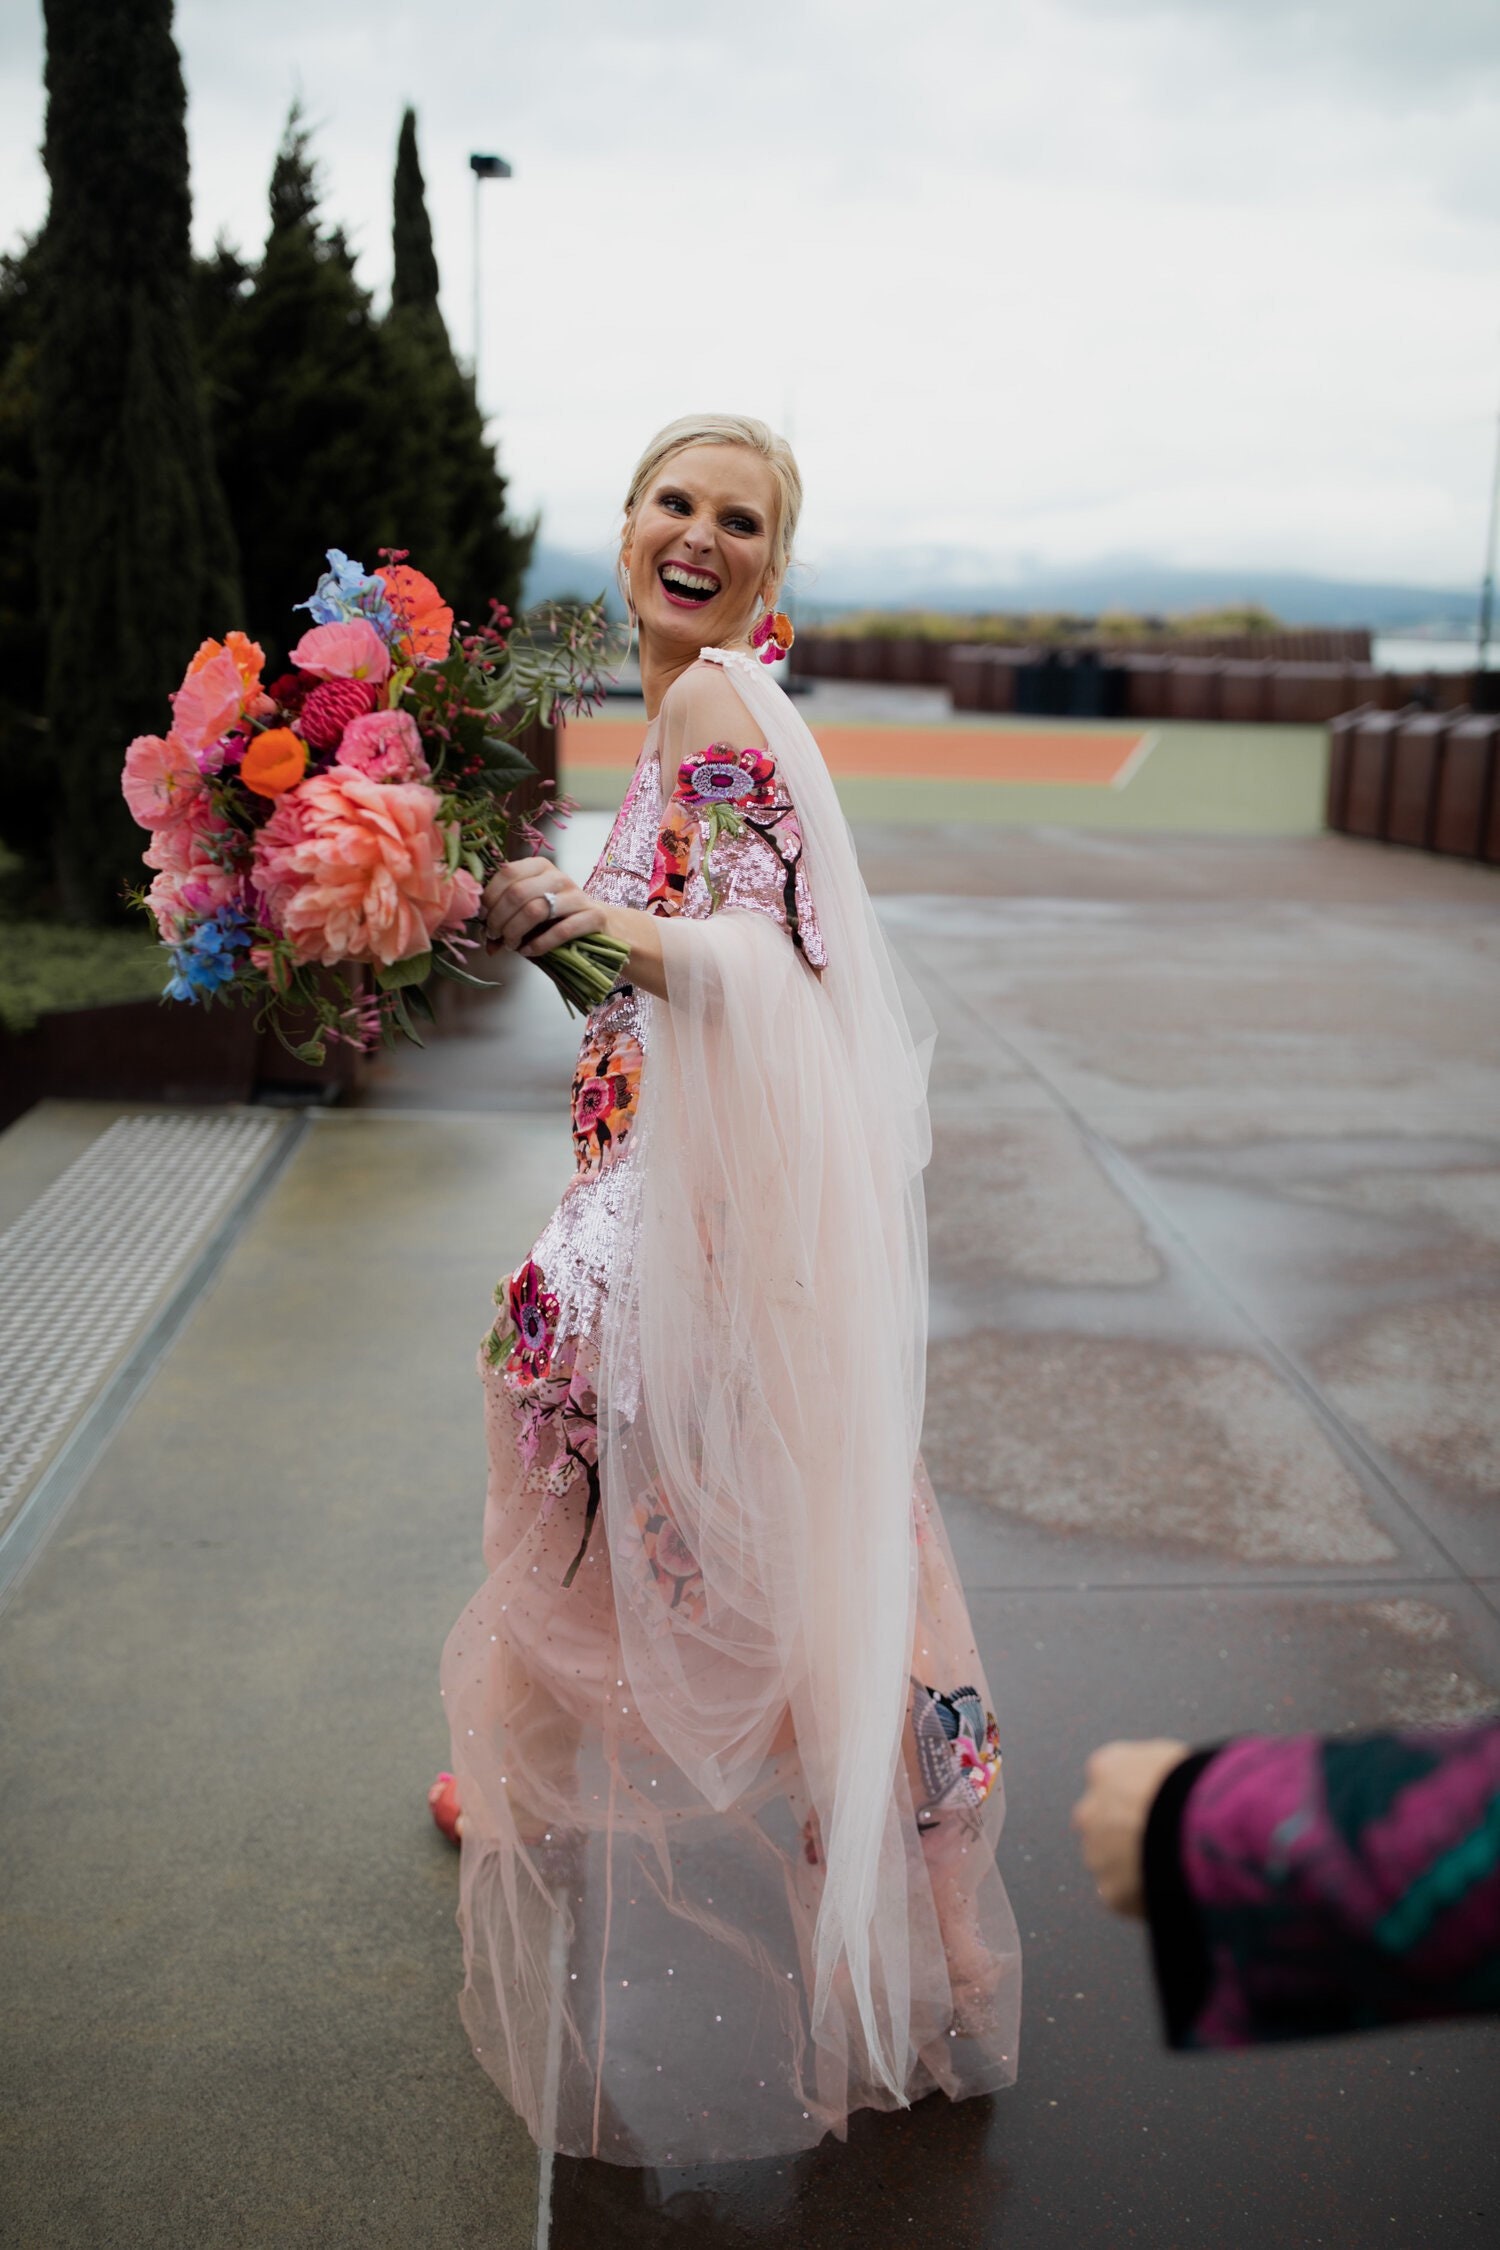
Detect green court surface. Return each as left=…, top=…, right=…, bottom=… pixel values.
left=561, top=719, right=1330, bottom=832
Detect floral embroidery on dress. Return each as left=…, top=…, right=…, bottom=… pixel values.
left=503, top=1259, right=560, bottom=1381
left=910, top=1682, right=1003, bottom=1834
left=647, top=740, right=818, bottom=955
left=647, top=801, right=695, bottom=916
left=629, top=1490, right=707, bottom=1625
left=674, top=744, right=778, bottom=808
left=571, top=1023, right=644, bottom=1174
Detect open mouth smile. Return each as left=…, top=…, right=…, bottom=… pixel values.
left=658, top=562, right=721, bottom=608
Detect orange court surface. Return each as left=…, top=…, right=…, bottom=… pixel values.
left=558, top=715, right=1155, bottom=788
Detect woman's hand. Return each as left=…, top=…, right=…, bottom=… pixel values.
left=483, top=857, right=604, bottom=960
left=1070, top=1738, right=1189, bottom=1917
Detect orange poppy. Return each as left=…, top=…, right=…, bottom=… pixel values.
left=241, top=727, right=308, bottom=798
left=185, top=630, right=266, bottom=694
left=376, top=564, right=453, bottom=662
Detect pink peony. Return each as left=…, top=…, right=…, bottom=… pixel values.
left=334, top=707, right=431, bottom=782
left=122, top=732, right=206, bottom=829
left=287, top=619, right=392, bottom=686
left=251, top=769, right=480, bottom=968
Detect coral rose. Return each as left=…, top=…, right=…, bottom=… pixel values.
left=122, top=732, right=205, bottom=829
left=287, top=619, right=392, bottom=685
left=377, top=564, right=453, bottom=661
left=251, top=770, right=481, bottom=968
left=240, top=727, right=309, bottom=798
left=334, top=707, right=430, bottom=782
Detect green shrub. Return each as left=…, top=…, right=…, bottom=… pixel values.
left=0, top=919, right=167, bottom=1034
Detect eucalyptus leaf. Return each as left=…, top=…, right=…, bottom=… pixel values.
left=376, top=951, right=434, bottom=991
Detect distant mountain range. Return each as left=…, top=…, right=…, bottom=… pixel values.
left=523, top=542, right=1480, bottom=635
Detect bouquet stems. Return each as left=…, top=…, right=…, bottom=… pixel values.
left=536, top=930, right=631, bottom=1016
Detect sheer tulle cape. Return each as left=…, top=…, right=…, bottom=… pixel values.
left=599, top=652, right=938, bottom=2093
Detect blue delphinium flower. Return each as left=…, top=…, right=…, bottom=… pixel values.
left=164, top=907, right=251, bottom=1004
left=296, top=547, right=397, bottom=637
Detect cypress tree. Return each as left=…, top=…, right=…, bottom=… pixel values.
left=198, top=109, right=403, bottom=659
left=0, top=242, right=51, bottom=901
left=391, top=109, right=443, bottom=328
left=35, top=0, right=239, bottom=921
left=380, top=109, right=534, bottom=626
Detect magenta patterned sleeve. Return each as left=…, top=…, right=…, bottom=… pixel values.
left=1143, top=1721, right=1500, bottom=2049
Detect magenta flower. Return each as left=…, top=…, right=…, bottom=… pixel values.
left=572, top=1076, right=613, bottom=1133
left=506, top=1260, right=560, bottom=1379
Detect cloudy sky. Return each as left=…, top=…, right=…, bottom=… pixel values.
left=3, top=0, right=1498, bottom=592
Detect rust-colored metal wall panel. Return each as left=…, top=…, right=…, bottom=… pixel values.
left=1324, top=707, right=1371, bottom=831
left=1386, top=711, right=1457, bottom=848
left=1219, top=661, right=1273, bottom=722
left=1164, top=657, right=1222, bottom=721
left=1267, top=663, right=1355, bottom=725
left=1430, top=715, right=1498, bottom=857
left=1345, top=710, right=1405, bottom=837
left=947, top=646, right=990, bottom=710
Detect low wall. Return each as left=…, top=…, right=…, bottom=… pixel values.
left=795, top=626, right=1374, bottom=688
left=1325, top=706, right=1500, bottom=861
left=793, top=632, right=1488, bottom=725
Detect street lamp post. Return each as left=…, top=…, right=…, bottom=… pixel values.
left=469, top=152, right=512, bottom=405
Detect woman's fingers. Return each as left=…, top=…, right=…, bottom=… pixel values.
left=483, top=862, right=568, bottom=946
left=518, top=904, right=605, bottom=959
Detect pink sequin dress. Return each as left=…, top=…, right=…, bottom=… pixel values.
left=441, top=655, right=1020, bottom=2165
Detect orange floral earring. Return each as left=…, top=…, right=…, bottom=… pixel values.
left=751, top=604, right=794, bottom=665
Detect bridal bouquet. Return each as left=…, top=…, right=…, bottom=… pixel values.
left=122, top=550, right=626, bottom=1059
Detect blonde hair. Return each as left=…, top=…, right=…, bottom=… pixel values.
left=620, top=414, right=803, bottom=604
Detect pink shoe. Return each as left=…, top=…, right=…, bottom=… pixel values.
left=428, top=1771, right=462, bottom=1845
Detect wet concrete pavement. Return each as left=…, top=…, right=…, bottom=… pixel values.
left=2, top=815, right=1498, bottom=2247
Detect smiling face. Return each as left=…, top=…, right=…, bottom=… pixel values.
left=623, top=444, right=780, bottom=665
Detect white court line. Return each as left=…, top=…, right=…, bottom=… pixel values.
left=1110, top=728, right=1160, bottom=789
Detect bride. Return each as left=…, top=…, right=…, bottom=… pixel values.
left=435, top=413, right=1020, bottom=2166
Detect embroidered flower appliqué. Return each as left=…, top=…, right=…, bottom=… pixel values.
left=505, top=1259, right=560, bottom=1380
left=674, top=744, right=778, bottom=809
left=629, top=1491, right=707, bottom=1625
left=910, top=1682, right=1002, bottom=1834
left=571, top=1024, right=644, bottom=1173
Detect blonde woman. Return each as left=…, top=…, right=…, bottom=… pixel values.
left=435, top=415, right=1020, bottom=2165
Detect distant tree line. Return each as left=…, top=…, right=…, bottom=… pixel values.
left=2, top=0, right=533, bottom=921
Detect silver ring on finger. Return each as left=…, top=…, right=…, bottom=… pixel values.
left=541, top=890, right=558, bottom=920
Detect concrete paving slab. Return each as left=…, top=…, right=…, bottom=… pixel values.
left=7, top=814, right=1498, bottom=2247
left=549, top=1583, right=1500, bottom=2250
left=0, top=1111, right=572, bottom=2250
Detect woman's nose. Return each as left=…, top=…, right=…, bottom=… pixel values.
left=679, top=510, right=717, bottom=555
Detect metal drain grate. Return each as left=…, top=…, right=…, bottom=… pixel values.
left=0, top=1112, right=284, bottom=1524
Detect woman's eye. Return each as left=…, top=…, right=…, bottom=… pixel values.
left=725, top=515, right=757, bottom=534
left=661, top=494, right=690, bottom=514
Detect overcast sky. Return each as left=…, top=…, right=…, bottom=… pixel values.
left=3, top=0, right=1498, bottom=591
